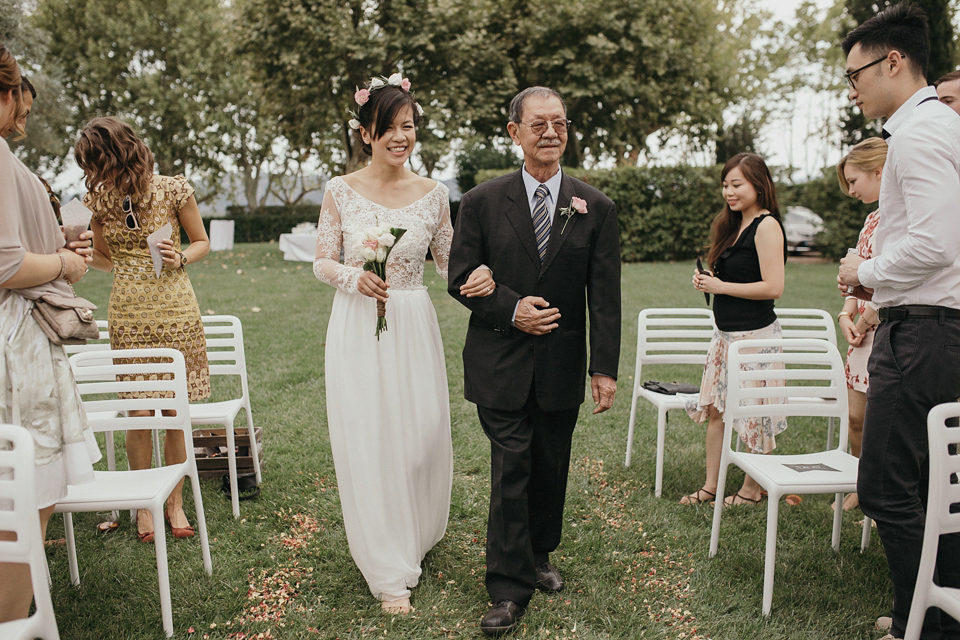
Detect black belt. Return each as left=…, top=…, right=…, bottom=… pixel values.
left=878, top=305, right=960, bottom=322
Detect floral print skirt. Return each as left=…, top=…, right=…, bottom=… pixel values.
left=685, top=320, right=788, bottom=453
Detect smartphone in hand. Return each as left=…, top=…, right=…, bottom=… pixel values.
left=696, top=257, right=710, bottom=306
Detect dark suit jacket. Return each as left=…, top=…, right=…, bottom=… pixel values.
left=448, top=169, right=621, bottom=412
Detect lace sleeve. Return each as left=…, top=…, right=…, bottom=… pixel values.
left=313, top=189, right=362, bottom=293
left=430, top=193, right=453, bottom=282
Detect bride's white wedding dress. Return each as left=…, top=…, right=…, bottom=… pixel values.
left=313, top=176, right=453, bottom=601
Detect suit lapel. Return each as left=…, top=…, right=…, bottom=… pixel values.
left=540, top=175, right=578, bottom=273
left=503, top=170, right=542, bottom=267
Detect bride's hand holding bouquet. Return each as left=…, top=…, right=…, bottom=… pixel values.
left=357, top=225, right=407, bottom=338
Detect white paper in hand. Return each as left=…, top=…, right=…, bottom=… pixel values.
left=147, top=223, right=173, bottom=278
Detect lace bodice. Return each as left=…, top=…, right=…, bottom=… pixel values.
left=313, top=177, right=452, bottom=293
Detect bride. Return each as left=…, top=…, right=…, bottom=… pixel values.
left=313, top=72, right=494, bottom=614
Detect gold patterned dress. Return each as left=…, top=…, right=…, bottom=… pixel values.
left=84, top=175, right=210, bottom=401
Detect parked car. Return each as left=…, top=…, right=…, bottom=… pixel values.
left=782, top=206, right=824, bottom=254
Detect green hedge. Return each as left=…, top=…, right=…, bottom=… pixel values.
left=474, top=166, right=873, bottom=262
left=475, top=166, right=720, bottom=262
left=219, top=205, right=322, bottom=243
left=778, top=170, right=873, bottom=260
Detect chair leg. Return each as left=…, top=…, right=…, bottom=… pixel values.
left=63, top=513, right=79, bottom=587
left=189, top=470, right=213, bottom=576
left=654, top=408, right=667, bottom=498
left=762, top=495, right=781, bottom=616
left=831, top=492, right=843, bottom=551
left=152, top=504, right=174, bottom=638
left=225, top=423, right=240, bottom=518
left=709, top=460, right=730, bottom=558
left=244, top=406, right=262, bottom=485
left=861, top=515, right=872, bottom=551
left=152, top=429, right=162, bottom=471
left=625, top=389, right=639, bottom=467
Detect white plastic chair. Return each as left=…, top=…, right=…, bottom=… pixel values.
left=192, top=315, right=262, bottom=518
left=775, top=308, right=841, bottom=449
left=0, top=425, right=60, bottom=640
left=59, top=348, right=212, bottom=638
left=62, top=320, right=124, bottom=475
left=625, top=308, right=715, bottom=498
left=708, top=338, right=861, bottom=615
left=904, top=402, right=960, bottom=640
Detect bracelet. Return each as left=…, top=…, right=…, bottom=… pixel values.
left=56, top=253, right=67, bottom=281
left=837, top=310, right=852, bottom=322
left=177, top=251, right=188, bottom=266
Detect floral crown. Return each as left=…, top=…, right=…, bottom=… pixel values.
left=348, top=72, right=424, bottom=131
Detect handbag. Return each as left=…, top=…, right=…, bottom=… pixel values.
left=642, top=380, right=700, bottom=395
left=30, top=292, right=99, bottom=345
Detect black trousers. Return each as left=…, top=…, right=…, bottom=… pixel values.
left=477, top=386, right=579, bottom=607
left=858, top=315, right=960, bottom=640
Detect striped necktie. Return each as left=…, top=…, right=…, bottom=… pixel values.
left=532, top=184, right=550, bottom=261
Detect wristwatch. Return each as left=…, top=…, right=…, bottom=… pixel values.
left=177, top=251, right=188, bottom=266
left=837, top=310, right=852, bottom=322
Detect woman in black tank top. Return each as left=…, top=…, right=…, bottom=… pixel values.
left=680, top=153, right=788, bottom=507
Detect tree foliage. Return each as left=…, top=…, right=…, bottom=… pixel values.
left=32, top=0, right=237, bottom=189
left=1, top=0, right=75, bottom=174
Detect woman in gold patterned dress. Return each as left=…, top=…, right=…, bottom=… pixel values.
left=75, top=116, right=210, bottom=541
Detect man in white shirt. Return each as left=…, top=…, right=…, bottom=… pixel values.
left=935, top=70, right=960, bottom=116
left=838, top=5, right=960, bottom=640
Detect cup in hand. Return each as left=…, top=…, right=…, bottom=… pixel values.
left=59, top=199, right=94, bottom=247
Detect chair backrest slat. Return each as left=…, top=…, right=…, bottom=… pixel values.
left=725, top=338, right=849, bottom=448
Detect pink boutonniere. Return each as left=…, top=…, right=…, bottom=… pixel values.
left=559, top=197, right=587, bottom=234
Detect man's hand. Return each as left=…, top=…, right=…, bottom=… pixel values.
left=515, top=296, right=560, bottom=335
left=591, top=374, right=616, bottom=414
left=838, top=253, right=864, bottom=287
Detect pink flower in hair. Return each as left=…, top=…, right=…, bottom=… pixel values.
left=354, top=88, right=370, bottom=106
left=401, top=77, right=411, bottom=92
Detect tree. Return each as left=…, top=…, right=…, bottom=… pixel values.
left=1, top=0, right=75, bottom=175
left=465, top=0, right=760, bottom=168
left=32, top=0, right=238, bottom=192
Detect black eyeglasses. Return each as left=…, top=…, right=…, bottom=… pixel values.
left=518, top=119, right=571, bottom=136
left=845, top=53, right=904, bottom=89
left=122, top=195, right=139, bottom=231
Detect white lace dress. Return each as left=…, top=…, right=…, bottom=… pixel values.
left=313, top=176, right=453, bottom=601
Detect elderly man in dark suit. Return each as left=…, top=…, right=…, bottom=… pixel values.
left=448, top=86, right=621, bottom=636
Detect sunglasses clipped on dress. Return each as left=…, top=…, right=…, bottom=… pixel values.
left=122, top=195, right=139, bottom=231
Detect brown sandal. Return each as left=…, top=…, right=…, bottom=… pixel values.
left=723, top=492, right=764, bottom=507
left=679, top=488, right=716, bottom=505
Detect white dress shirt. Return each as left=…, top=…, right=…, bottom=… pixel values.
left=521, top=164, right=563, bottom=224
left=858, top=86, right=960, bottom=310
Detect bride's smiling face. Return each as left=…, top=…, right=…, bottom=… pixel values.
left=364, top=105, right=416, bottom=165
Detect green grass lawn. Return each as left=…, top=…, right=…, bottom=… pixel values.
left=57, top=245, right=891, bottom=639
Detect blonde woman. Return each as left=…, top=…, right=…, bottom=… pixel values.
left=75, top=116, right=210, bottom=542
left=834, top=137, right=887, bottom=511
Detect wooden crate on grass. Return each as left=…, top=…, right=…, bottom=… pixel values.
left=193, top=427, right=263, bottom=479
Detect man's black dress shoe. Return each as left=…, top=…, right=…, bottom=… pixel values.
left=481, top=600, right=525, bottom=636
left=535, top=562, right=565, bottom=593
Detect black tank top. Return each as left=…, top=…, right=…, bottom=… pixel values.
left=712, top=213, right=787, bottom=332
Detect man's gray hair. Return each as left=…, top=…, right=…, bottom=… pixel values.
left=508, top=86, right=566, bottom=123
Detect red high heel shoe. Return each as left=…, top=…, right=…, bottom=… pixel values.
left=164, top=509, right=195, bottom=539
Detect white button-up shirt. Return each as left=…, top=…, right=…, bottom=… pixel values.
left=521, top=164, right=562, bottom=224
left=858, top=86, right=960, bottom=310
